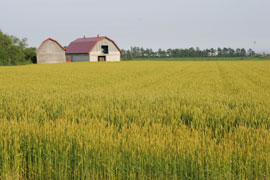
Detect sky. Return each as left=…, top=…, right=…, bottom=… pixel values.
left=0, top=0, right=269, bottom=53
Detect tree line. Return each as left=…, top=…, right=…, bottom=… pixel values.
left=0, top=30, right=36, bottom=65
left=0, top=30, right=265, bottom=66
left=121, top=47, right=257, bottom=59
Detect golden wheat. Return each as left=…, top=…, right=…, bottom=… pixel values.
left=0, top=61, right=270, bottom=179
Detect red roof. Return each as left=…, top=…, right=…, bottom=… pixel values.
left=66, top=36, right=122, bottom=54
left=38, top=38, right=66, bottom=51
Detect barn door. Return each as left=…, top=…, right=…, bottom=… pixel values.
left=98, top=56, right=106, bottom=62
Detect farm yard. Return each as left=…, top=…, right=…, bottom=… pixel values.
left=0, top=60, right=270, bottom=179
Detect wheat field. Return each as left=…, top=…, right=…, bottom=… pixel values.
left=0, top=61, right=270, bottom=179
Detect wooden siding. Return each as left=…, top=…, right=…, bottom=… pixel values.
left=37, top=40, right=66, bottom=64
left=89, top=38, right=121, bottom=62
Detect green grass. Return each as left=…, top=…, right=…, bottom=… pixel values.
left=0, top=61, right=270, bottom=179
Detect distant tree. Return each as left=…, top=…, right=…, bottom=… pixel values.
left=0, top=31, right=25, bottom=65
left=121, top=46, right=249, bottom=59
left=0, top=30, right=36, bottom=65
left=222, top=48, right=228, bottom=57
left=188, top=47, right=195, bottom=57
left=236, top=48, right=241, bottom=57
left=24, top=47, right=37, bottom=63
left=240, top=48, right=247, bottom=57
left=217, top=48, right=223, bottom=57
left=195, top=47, right=201, bottom=57
left=149, top=48, right=155, bottom=57
left=247, top=48, right=255, bottom=56
left=157, top=48, right=163, bottom=57
left=228, top=48, right=235, bottom=57
left=158, top=49, right=167, bottom=57
left=166, top=49, right=173, bottom=57
left=140, top=47, right=145, bottom=58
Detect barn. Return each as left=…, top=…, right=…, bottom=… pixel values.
left=66, top=35, right=122, bottom=62
left=37, top=38, right=66, bottom=64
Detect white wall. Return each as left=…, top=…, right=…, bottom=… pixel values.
left=89, top=38, right=121, bottom=62
left=37, top=40, right=66, bottom=64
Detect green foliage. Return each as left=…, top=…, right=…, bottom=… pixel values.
left=0, top=61, right=270, bottom=179
left=122, top=46, right=254, bottom=59
left=0, top=30, right=36, bottom=65
left=24, top=47, right=37, bottom=63
left=122, top=57, right=267, bottom=61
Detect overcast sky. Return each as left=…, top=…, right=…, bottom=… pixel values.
left=0, top=0, right=269, bottom=52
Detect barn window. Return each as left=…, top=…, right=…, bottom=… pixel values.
left=101, top=45, right=109, bottom=54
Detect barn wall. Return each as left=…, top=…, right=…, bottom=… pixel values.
left=66, top=54, right=90, bottom=62
left=91, top=39, right=119, bottom=52
left=37, top=40, right=66, bottom=64
left=90, top=38, right=121, bottom=62
left=89, top=52, right=120, bottom=62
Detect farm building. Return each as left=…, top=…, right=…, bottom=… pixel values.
left=37, top=38, right=66, bottom=64
left=66, top=35, right=122, bottom=62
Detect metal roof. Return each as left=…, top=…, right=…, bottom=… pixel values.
left=38, top=38, right=66, bottom=51
left=66, top=36, right=122, bottom=54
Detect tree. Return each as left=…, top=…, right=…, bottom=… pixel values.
left=121, top=46, right=249, bottom=59
left=0, top=31, right=24, bottom=65
left=236, top=48, right=241, bottom=57
left=247, top=48, right=255, bottom=56
left=228, top=48, right=235, bottom=57
left=0, top=30, right=35, bottom=65
left=166, top=49, right=173, bottom=57
left=240, top=48, right=246, bottom=57
left=140, top=47, right=145, bottom=58
left=217, top=48, right=223, bottom=57
left=24, top=47, right=37, bottom=63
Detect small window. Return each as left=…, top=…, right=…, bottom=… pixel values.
left=101, top=45, right=109, bottom=54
